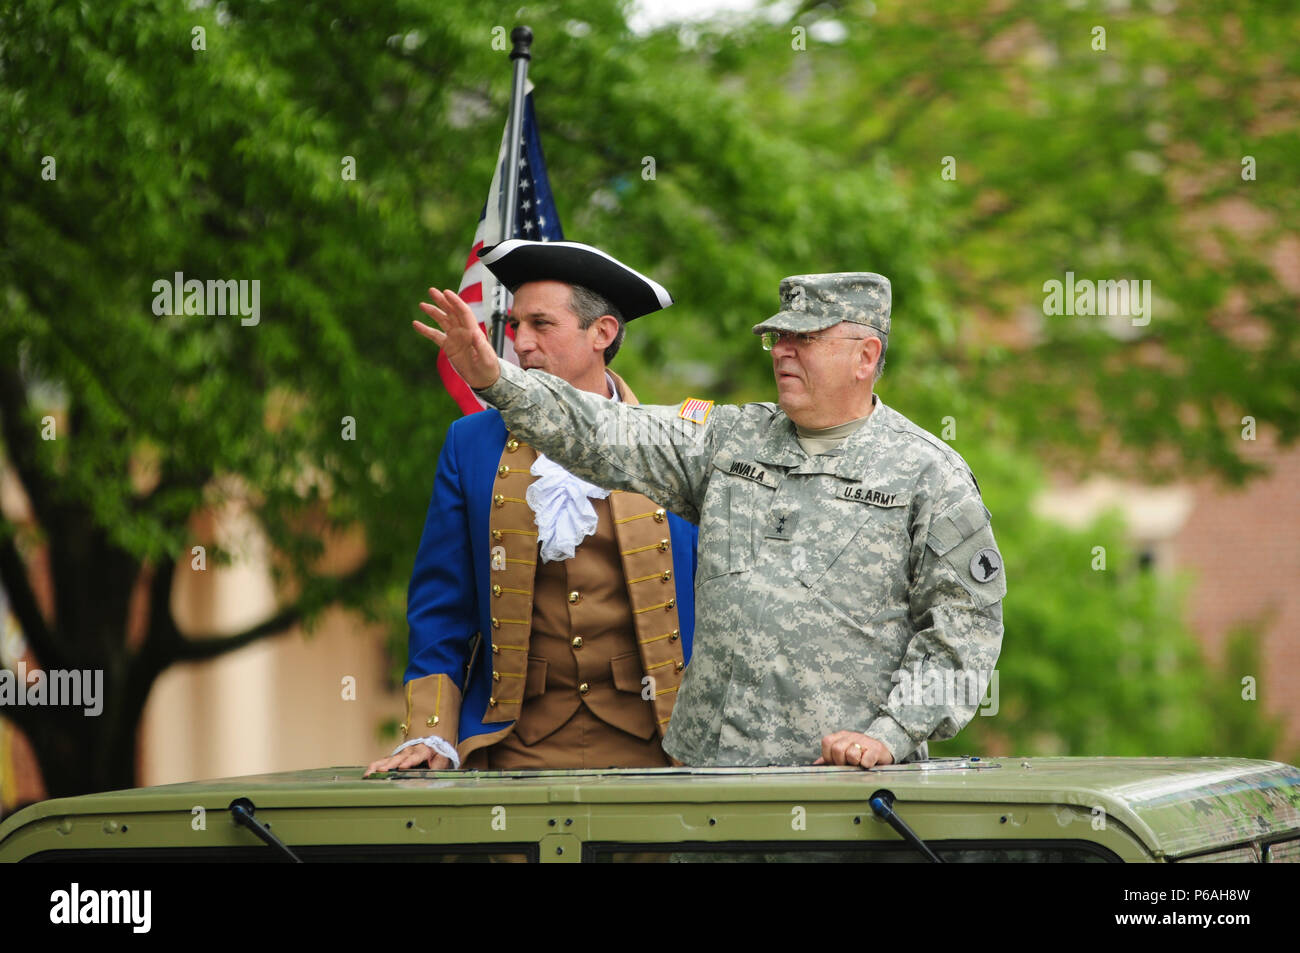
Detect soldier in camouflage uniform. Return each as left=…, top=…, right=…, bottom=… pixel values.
left=415, top=267, right=1005, bottom=769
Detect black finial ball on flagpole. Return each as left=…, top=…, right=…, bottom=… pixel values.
left=511, top=26, right=533, bottom=60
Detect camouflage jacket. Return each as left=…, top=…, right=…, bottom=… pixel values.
left=478, top=361, right=1005, bottom=767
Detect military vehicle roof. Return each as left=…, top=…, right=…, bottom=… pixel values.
left=4, top=757, right=1298, bottom=860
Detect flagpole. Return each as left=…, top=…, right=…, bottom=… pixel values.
left=492, top=25, right=533, bottom=356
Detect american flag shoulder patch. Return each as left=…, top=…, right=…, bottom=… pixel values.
left=678, top=397, right=714, bottom=425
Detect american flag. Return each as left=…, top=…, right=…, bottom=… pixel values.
left=678, top=398, right=714, bottom=425
left=437, top=88, right=565, bottom=414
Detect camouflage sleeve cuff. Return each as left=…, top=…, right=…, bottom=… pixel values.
left=865, top=713, right=920, bottom=765
left=475, top=360, right=532, bottom=409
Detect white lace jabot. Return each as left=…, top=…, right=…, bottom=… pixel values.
left=526, top=375, right=621, bottom=562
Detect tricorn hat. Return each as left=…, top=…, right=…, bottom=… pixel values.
left=478, top=239, right=674, bottom=320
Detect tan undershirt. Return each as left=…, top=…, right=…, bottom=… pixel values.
left=796, top=413, right=872, bottom=457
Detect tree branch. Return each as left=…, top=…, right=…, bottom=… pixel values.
left=854, top=10, right=1027, bottom=158
left=173, top=604, right=303, bottom=662
left=144, top=556, right=180, bottom=652
left=0, top=365, right=62, bottom=542
left=859, top=84, right=947, bottom=155
left=170, top=556, right=381, bottom=662
left=0, top=686, right=39, bottom=738
left=0, top=528, right=64, bottom=671
left=130, top=460, right=213, bottom=515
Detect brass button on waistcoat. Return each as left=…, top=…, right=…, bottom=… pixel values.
left=669, top=629, right=680, bottom=641
left=493, top=671, right=500, bottom=682
left=506, top=439, right=519, bottom=452
left=491, top=617, right=500, bottom=629
left=657, top=539, right=670, bottom=552
left=492, top=643, right=500, bottom=654
left=489, top=697, right=498, bottom=707
left=492, top=529, right=503, bottom=541
left=571, top=636, right=583, bottom=648
left=654, top=508, right=666, bottom=522
left=579, top=682, right=590, bottom=695
left=666, top=598, right=675, bottom=610
left=427, top=715, right=439, bottom=727
left=494, top=494, right=505, bottom=507
left=399, top=722, right=408, bottom=735
left=662, top=570, right=672, bottom=582
left=498, top=465, right=511, bottom=477
left=568, top=590, right=582, bottom=605
left=492, top=584, right=502, bottom=597
left=675, top=661, right=685, bottom=672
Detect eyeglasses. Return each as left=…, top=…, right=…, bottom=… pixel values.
left=760, top=330, right=869, bottom=351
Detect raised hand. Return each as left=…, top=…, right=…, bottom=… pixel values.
left=413, top=288, right=502, bottom=389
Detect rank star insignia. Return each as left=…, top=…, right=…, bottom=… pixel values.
left=970, top=547, right=1002, bottom=582
left=764, top=511, right=797, bottom=540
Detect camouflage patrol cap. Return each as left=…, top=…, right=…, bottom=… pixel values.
left=751, top=273, right=891, bottom=337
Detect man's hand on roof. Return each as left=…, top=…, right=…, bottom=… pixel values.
left=363, top=743, right=453, bottom=777
left=813, top=731, right=894, bottom=770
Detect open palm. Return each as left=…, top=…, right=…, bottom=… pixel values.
left=413, top=287, right=501, bottom=389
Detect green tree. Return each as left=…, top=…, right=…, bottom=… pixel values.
left=660, top=0, right=1299, bottom=483
left=929, top=442, right=1292, bottom=761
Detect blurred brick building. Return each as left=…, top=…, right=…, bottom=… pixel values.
left=1036, top=435, right=1300, bottom=756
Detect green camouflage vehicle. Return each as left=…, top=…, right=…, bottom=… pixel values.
left=2, top=756, right=1298, bottom=863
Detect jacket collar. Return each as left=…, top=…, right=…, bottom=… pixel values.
left=755, top=414, right=803, bottom=469
left=608, top=369, right=638, bottom=406
left=755, top=395, right=884, bottom=481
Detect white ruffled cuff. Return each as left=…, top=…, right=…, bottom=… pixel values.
left=389, top=735, right=461, bottom=769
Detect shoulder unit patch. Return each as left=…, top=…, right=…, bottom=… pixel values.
left=970, top=547, right=1002, bottom=583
